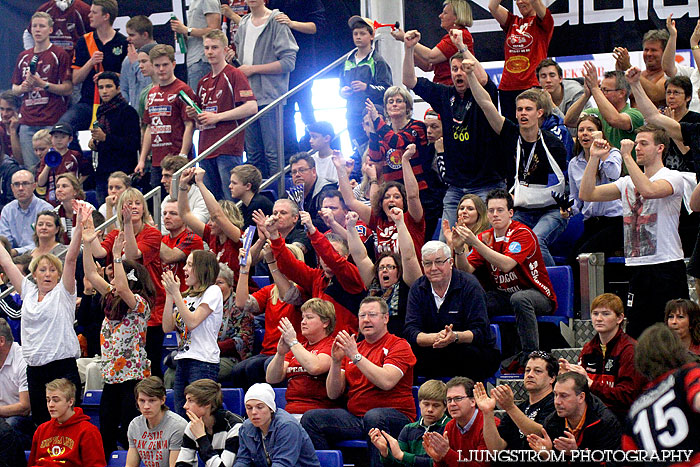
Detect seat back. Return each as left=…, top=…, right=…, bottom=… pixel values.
left=490, top=323, right=502, bottom=352
left=83, top=390, right=102, bottom=427
left=221, top=388, right=245, bottom=416
left=316, top=450, right=343, bottom=467
left=274, top=387, right=287, bottom=410
left=546, top=265, right=574, bottom=318
left=107, top=450, right=128, bottom=467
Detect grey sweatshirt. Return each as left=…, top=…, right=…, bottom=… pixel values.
left=234, top=9, right=299, bottom=106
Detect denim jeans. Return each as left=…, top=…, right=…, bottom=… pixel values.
left=440, top=183, right=505, bottom=241
left=487, top=288, right=554, bottom=362
left=19, top=124, right=51, bottom=170
left=244, top=106, right=280, bottom=179
left=173, top=358, right=219, bottom=417
left=5, top=415, right=34, bottom=449
left=513, top=207, right=568, bottom=266
left=187, top=58, right=210, bottom=92
left=301, top=407, right=411, bottom=467
left=199, top=154, right=242, bottom=201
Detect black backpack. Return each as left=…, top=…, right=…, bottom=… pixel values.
left=0, top=157, right=21, bottom=207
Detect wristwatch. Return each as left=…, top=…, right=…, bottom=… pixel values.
left=290, top=339, right=300, bottom=347
left=453, top=333, right=459, bottom=344
left=187, top=27, right=193, bottom=36
left=43, top=82, right=50, bottom=91
left=114, top=257, right=123, bottom=263
left=352, top=353, right=362, bottom=364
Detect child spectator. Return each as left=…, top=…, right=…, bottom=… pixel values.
left=37, top=123, right=89, bottom=205
left=229, top=164, right=274, bottom=234
left=340, top=17, right=392, bottom=148
left=308, top=121, right=338, bottom=183
left=98, top=171, right=130, bottom=219
left=233, top=0, right=298, bottom=179
left=27, top=378, right=105, bottom=467
left=370, top=379, right=449, bottom=466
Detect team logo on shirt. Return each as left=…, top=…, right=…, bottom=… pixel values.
left=508, top=242, right=521, bottom=253
left=241, top=89, right=253, bottom=97
left=386, top=148, right=403, bottom=170
left=112, top=46, right=123, bottom=56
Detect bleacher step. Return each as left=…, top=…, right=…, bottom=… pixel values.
left=551, top=347, right=582, bottom=363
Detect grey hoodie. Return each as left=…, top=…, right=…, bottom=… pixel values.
left=234, top=9, right=299, bottom=106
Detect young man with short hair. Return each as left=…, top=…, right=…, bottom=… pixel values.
left=0, top=92, right=21, bottom=162
left=559, top=293, right=646, bottom=420
left=27, top=0, right=91, bottom=59
left=370, top=379, right=449, bottom=466
left=12, top=11, right=73, bottom=170
left=135, top=42, right=158, bottom=122
left=187, top=29, right=257, bottom=202
left=340, top=17, right=392, bottom=148
left=423, top=376, right=492, bottom=466
left=318, top=190, right=371, bottom=242
left=126, top=376, right=187, bottom=467
left=62, top=0, right=128, bottom=133
left=536, top=58, right=587, bottom=121
left=27, top=378, right=106, bottom=467
left=160, top=200, right=204, bottom=293
left=458, top=189, right=556, bottom=373
left=579, top=111, right=688, bottom=338
left=475, top=351, right=557, bottom=452
left=121, top=15, right=156, bottom=108
left=137, top=44, right=196, bottom=189
left=87, top=71, right=139, bottom=202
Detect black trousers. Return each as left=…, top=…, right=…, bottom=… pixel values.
left=145, top=325, right=165, bottom=379
left=27, top=358, right=82, bottom=425
left=100, top=380, right=140, bottom=458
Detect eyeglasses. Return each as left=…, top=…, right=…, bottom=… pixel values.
left=422, top=257, right=450, bottom=268
left=11, top=181, right=33, bottom=188
left=600, top=88, right=621, bottom=94
left=446, top=396, right=470, bottom=404
left=290, top=167, right=311, bottom=175
left=358, top=312, right=385, bottom=320
left=378, top=264, right=397, bottom=272
left=665, top=90, right=685, bottom=96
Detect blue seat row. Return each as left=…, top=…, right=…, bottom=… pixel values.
left=106, top=449, right=343, bottom=466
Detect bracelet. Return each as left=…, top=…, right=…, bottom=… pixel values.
left=454, top=249, right=465, bottom=255
left=240, top=270, right=250, bottom=275
left=269, top=268, right=279, bottom=274
left=369, top=179, right=378, bottom=185
left=114, top=257, right=123, bottom=263
left=290, top=339, right=299, bottom=347
left=266, top=260, right=277, bottom=265
left=692, top=45, right=700, bottom=50
left=179, top=185, right=189, bottom=191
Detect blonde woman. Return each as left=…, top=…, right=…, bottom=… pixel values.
left=162, top=250, right=223, bottom=418
left=98, top=171, right=131, bottom=218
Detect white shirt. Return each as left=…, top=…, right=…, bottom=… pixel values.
left=675, top=64, right=700, bottom=113
left=613, top=167, right=684, bottom=266
left=20, top=276, right=80, bottom=366
left=0, top=342, right=28, bottom=407
left=175, top=285, right=223, bottom=364
left=242, top=22, right=265, bottom=66
left=313, top=153, right=338, bottom=183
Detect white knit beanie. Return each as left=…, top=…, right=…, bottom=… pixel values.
left=244, top=383, right=276, bottom=412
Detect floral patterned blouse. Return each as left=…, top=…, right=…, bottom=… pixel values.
left=100, top=293, right=151, bottom=383
left=217, top=292, right=254, bottom=363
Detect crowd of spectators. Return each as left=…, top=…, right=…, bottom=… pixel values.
left=0, top=0, right=700, bottom=465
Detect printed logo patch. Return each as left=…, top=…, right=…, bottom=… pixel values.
left=508, top=242, right=521, bottom=254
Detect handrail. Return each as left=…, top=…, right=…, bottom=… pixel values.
left=0, top=186, right=162, bottom=301
left=170, top=48, right=356, bottom=201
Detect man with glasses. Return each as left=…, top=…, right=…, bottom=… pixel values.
left=457, top=189, right=556, bottom=374
left=564, top=66, right=644, bottom=157
left=289, top=152, right=337, bottom=231
left=0, top=170, right=52, bottom=256
left=405, top=240, right=500, bottom=382
left=474, top=351, right=557, bottom=454
left=423, top=377, right=491, bottom=466
left=301, top=296, right=417, bottom=467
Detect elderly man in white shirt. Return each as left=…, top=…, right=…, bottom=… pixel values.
left=0, top=319, right=31, bottom=448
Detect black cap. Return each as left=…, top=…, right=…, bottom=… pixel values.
left=50, top=123, right=73, bottom=135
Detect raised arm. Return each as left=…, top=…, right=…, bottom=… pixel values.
left=345, top=211, right=375, bottom=287
left=110, top=231, right=138, bottom=310
left=401, top=144, right=424, bottom=223
left=532, top=0, right=547, bottom=19
left=564, top=84, right=592, bottom=127
left=162, top=271, right=213, bottom=330
left=389, top=207, right=422, bottom=286
left=579, top=139, right=623, bottom=202
left=626, top=67, right=683, bottom=141
left=177, top=168, right=206, bottom=237
left=488, top=0, right=509, bottom=26
left=193, top=168, right=241, bottom=242
left=326, top=340, right=346, bottom=399
left=473, top=382, right=507, bottom=451
left=620, top=139, right=674, bottom=199
left=464, top=59, right=505, bottom=134
left=402, top=31, right=420, bottom=89
left=585, top=62, right=633, bottom=131
left=62, top=202, right=84, bottom=294
left=662, top=15, right=679, bottom=78
left=82, top=217, right=111, bottom=296
left=451, top=32, right=489, bottom=85
left=122, top=204, right=142, bottom=261
left=0, top=239, right=24, bottom=294
left=333, top=151, right=372, bottom=222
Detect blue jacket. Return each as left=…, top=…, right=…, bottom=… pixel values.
left=233, top=409, right=319, bottom=467
left=542, top=113, right=574, bottom=162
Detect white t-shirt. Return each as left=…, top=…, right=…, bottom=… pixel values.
left=0, top=342, right=28, bottom=406
left=675, top=64, right=700, bottom=113
left=242, top=22, right=265, bottom=66
left=20, top=276, right=80, bottom=366
left=613, top=167, right=684, bottom=266
left=313, top=153, right=339, bottom=183
left=174, top=285, right=223, bottom=364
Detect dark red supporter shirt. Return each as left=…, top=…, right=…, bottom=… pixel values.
left=161, top=229, right=204, bottom=292
left=142, top=79, right=195, bottom=167
left=196, top=64, right=256, bottom=158
left=284, top=335, right=337, bottom=413
left=368, top=118, right=429, bottom=190
left=12, top=45, right=71, bottom=126
left=37, top=149, right=89, bottom=205
left=32, top=0, right=91, bottom=57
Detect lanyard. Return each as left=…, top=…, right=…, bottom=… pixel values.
left=518, top=132, right=540, bottom=178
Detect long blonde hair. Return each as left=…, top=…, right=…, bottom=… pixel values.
left=269, top=244, right=304, bottom=304
left=117, top=188, right=151, bottom=229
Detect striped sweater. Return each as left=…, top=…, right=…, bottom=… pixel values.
left=175, top=409, right=243, bottom=467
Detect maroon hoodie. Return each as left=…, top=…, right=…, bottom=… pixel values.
left=28, top=407, right=106, bottom=467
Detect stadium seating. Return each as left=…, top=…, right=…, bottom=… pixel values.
left=550, top=213, right=584, bottom=265
left=107, top=450, right=129, bottom=467
left=317, top=449, right=344, bottom=467
left=222, top=387, right=245, bottom=416
left=83, top=389, right=102, bottom=428
left=274, top=387, right=287, bottom=410
left=252, top=275, right=271, bottom=288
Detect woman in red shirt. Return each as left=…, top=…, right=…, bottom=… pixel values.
left=86, top=187, right=166, bottom=377
left=488, top=0, right=554, bottom=120
left=391, top=0, right=474, bottom=85
left=265, top=298, right=338, bottom=416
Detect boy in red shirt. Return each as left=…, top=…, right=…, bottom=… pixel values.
left=37, top=123, right=90, bottom=205
left=28, top=378, right=106, bottom=467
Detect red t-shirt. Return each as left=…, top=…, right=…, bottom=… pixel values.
left=433, top=28, right=474, bottom=85
left=324, top=220, right=372, bottom=244
left=499, top=10, right=554, bottom=91
left=284, top=335, right=337, bottom=413
left=37, top=149, right=87, bottom=205
left=467, top=220, right=557, bottom=309
left=435, top=411, right=497, bottom=467
left=252, top=284, right=304, bottom=355
left=343, top=332, right=417, bottom=420
left=102, top=224, right=165, bottom=326
left=196, top=64, right=256, bottom=158
left=32, top=0, right=91, bottom=57
left=161, top=229, right=204, bottom=292
left=369, top=211, right=425, bottom=260
left=202, top=223, right=242, bottom=276
left=142, top=79, right=195, bottom=167
left=12, top=45, right=71, bottom=126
